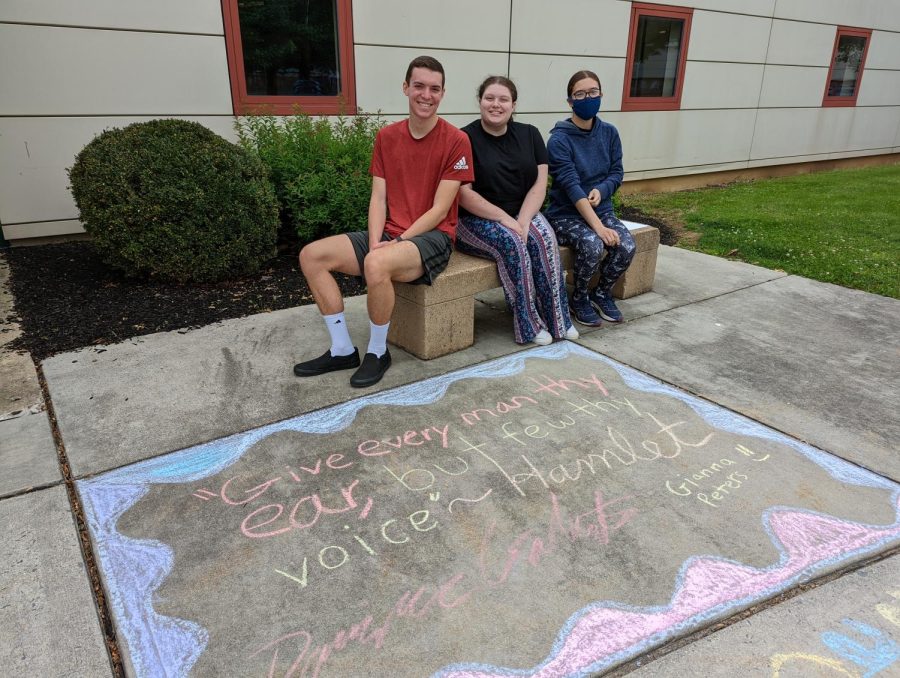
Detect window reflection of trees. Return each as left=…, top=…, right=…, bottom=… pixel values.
left=828, top=36, right=866, bottom=97
left=238, top=0, right=341, bottom=97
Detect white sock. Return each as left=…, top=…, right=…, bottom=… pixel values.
left=367, top=321, right=390, bottom=357
left=324, top=312, right=354, bottom=356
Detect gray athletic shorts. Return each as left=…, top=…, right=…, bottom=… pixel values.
left=346, top=230, right=453, bottom=285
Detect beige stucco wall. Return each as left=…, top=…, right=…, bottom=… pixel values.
left=2, top=0, right=899, bottom=241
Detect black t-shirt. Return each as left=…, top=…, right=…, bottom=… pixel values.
left=461, top=119, right=549, bottom=218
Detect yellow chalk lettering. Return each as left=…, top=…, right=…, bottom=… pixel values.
left=408, top=510, right=438, bottom=532
left=876, top=602, right=900, bottom=627
left=318, top=546, right=349, bottom=570
left=381, top=519, right=410, bottom=544
left=770, top=652, right=858, bottom=677
left=525, top=424, right=549, bottom=439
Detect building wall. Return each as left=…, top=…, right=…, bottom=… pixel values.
left=0, top=1, right=234, bottom=241
left=2, top=0, right=899, bottom=241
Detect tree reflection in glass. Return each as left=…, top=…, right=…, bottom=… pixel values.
left=828, top=35, right=867, bottom=97
left=238, top=0, right=340, bottom=97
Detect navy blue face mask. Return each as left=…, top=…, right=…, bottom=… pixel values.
left=570, top=95, right=601, bottom=120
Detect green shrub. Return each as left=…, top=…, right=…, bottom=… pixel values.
left=236, top=112, right=384, bottom=242
left=68, top=119, right=279, bottom=283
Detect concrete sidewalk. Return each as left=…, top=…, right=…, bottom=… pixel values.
left=2, top=245, right=898, bottom=677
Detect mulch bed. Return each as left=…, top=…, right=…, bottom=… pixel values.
left=4, top=207, right=675, bottom=362
left=4, top=243, right=364, bottom=361
left=620, top=205, right=678, bottom=245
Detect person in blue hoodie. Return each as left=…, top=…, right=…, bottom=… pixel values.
left=546, top=70, right=636, bottom=326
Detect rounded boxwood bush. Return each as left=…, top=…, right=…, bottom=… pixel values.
left=68, top=119, right=279, bottom=283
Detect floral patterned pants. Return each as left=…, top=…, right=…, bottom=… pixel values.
left=456, top=212, right=573, bottom=344
left=549, top=213, right=636, bottom=299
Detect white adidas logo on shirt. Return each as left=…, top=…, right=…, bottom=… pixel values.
left=453, top=156, right=469, bottom=170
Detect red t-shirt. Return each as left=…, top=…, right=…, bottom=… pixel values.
left=369, top=117, right=474, bottom=241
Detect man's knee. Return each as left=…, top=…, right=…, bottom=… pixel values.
left=365, top=245, right=423, bottom=285
left=300, top=236, right=357, bottom=276
left=299, top=240, right=326, bottom=275
left=362, top=249, right=391, bottom=285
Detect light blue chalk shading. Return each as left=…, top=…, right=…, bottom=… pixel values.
left=77, top=342, right=900, bottom=677
left=822, top=619, right=899, bottom=678
left=78, top=481, right=208, bottom=678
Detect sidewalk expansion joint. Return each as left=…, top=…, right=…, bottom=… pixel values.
left=629, top=272, right=790, bottom=325
left=36, top=362, right=125, bottom=678
left=0, top=478, right=64, bottom=502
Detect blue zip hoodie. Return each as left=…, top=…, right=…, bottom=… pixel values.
left=545, top=116, right=623, bottom=221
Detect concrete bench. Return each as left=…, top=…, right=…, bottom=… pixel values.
left=388, top=220, right=660, bottom=359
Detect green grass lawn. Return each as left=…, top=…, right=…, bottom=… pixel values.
left=620, top=164, right=900, bottom=299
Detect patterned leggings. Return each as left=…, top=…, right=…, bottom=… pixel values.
left=550, top=213, right=636, bottom=299
left=456, top=213, right=573, bottom=344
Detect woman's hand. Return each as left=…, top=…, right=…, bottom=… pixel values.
left=588, top=188, right=602, bottom=207
left=595, top=225, right=620, bottom=247
left=500, top=214, right=527, bottom=239
left=515, top=215, right=533, bottom=241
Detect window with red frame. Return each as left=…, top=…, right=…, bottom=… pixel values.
left=823, top=27, right=872, bottom=107
left=222, top=0, right=356, bottom=115
left=621, top=3, right=693, bottom=112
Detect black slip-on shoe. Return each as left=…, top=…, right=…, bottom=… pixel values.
left=349, top=349, right=392, bottom=388
left=293, top=348, right=360, bottom=377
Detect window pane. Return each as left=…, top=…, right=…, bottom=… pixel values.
left=238, top=0, right=340, bottom=97
left=828, top=35, right=867, bottom=97
left=630, top=16, right=684, bottom=98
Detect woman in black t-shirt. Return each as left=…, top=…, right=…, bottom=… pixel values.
left=457, top=76, right=577, bottom=346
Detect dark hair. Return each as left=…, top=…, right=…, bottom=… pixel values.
left=405, top=56, right=445, bottom=87
left=566, top=70, right=602, bottom=98
left=477, top=75, right=518, bottom=102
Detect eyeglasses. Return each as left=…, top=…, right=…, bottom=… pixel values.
left=570, top=88, right=602, bottom=101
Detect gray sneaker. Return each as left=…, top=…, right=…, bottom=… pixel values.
left=590, top=289, right=624, bottom=322
left=571, top=294, right=603, bottom=327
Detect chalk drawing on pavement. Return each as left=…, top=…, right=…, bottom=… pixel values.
left=77, top=343, right=900, bottom=677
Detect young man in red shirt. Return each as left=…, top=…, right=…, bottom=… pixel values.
left=295, top=56, right=474, bottom=387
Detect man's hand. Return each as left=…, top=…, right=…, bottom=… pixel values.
left=373, top=234, right=417, bottom=249
left=588, top=188, right=602, bottom=207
